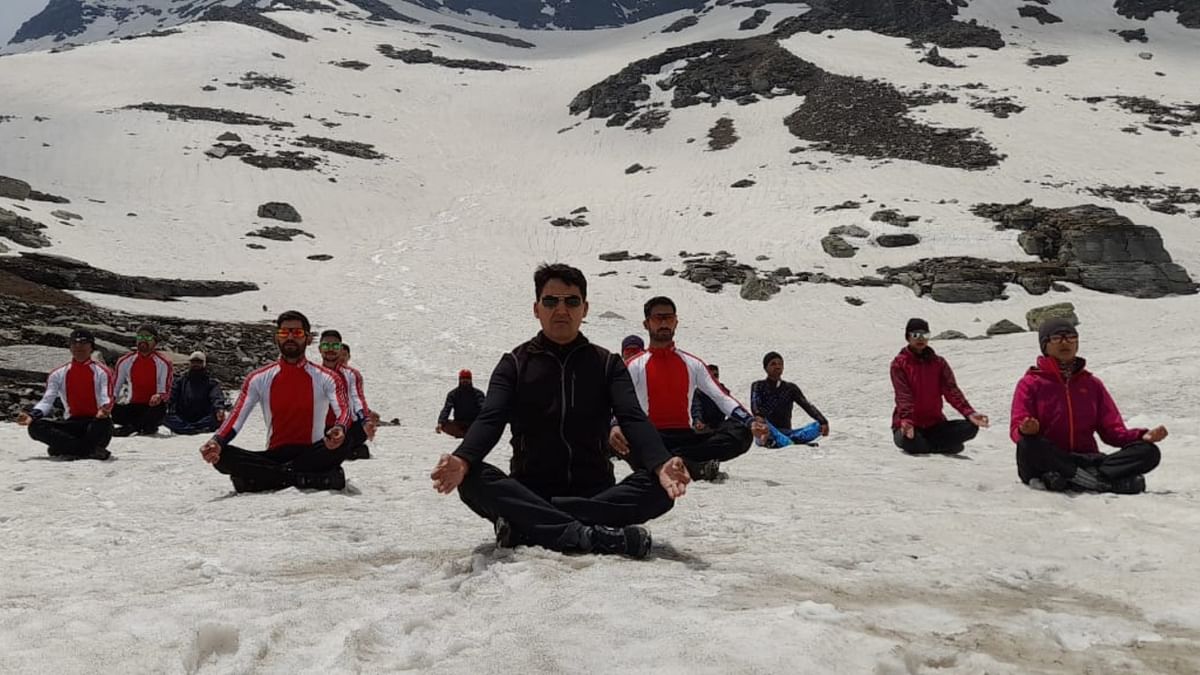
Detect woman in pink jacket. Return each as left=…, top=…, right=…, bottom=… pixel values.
left=1011, top=319, right=1166, bottom=493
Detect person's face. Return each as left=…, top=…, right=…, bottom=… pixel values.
left=135, top=332, right=156, bottom=355
left=643, top=304, right=677, bottom=344
left=319, top=337, right=342, bottom=365
left=189, top=359, right=205, bottom=373
left=622, top=346, right=642, bottom=360
left=534, top=278, right=588, bottom=345
left=459, top=376, right=471, bottom=388
left=69, top=341, right=93, bottom=362
left=906, top=330, right=930, bottom=353
left=275, top=320, right=311, bottom=359
left=765, top=358, right=783, bottom=379
left=1045, top=332, right=1079, bottom=362
left=708, top=366, right=720, bottom=382
left=339, top=347, right=350, bottom=365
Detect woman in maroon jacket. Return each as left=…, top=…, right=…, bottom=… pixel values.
left=891, top=318, right=990, bottom=454
left=1010, top=319, right=1166, bottom=493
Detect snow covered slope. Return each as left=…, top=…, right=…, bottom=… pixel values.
left=1, top=0, right=1199, bottom=672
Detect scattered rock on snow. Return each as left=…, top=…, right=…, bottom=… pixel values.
left=257, top=202, right=301, bottom=223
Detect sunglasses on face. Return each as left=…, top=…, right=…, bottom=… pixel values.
left=1048, top=334, right=1079, bottom=344
left=319, top=341, right=343, bottom=351
left=909, top=331, right=930, bottom=340
left=540, top=294, right=583, bottom=309
left=275, top=328, right=307, bottom=339
left=135, top=334, right=156, bottom=342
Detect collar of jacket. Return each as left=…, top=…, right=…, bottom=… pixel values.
left=530, top=331, right=589, bottom=356
left=647, top=343, right=676, bottom=356
left=901, top=345, right=937, bottom=361
left=1032, top=355, right=1089, bottom=381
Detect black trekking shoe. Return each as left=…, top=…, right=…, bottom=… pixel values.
left=230, top=475, right=290, bottom=493
left=1031, top=471, right=1068, bottom=492
left=292, top=467, right=346, bottom=491
left=346, top=445, right=371, bottom=460
left=1068, top=466, right=1109, bottom=492
left=686, top=460, right=721, bottom=481
left=86, top=447, right=112, bottom=461
left=495, top=517, right=519, bottom=549
left=1109, top=474, right=1146, bottom=495
left=112, top=426, right=137, bottom=438
left=587, top=525, right=652, bottom=559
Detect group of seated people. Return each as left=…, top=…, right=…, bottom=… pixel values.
left=18, top=319, right=376, bottom=490
left=15, top=262, right=1170, bottom=560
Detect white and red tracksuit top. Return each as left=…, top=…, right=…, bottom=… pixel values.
left=216, top=358, right=350, bottom=450
left=325, top=364, right=371, bottom=427
left=33, top=359, right=115, bottom=419
left=114, top=351, right=174, bottom=405
left=625, top=344, right=752, bottom=430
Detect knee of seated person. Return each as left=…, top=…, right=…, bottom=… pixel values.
left=1138, top=442, right=1162, bottom=470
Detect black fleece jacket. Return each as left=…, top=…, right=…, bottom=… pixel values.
left=453, top=332, right=671, bottom=497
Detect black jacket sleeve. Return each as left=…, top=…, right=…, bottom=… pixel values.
left=452, top=354, right=517, bottom=467
left=608, top=354, right=672, bottom=471
left=208, top=380, right=226, bottom=411
left=790, top=383, right=827, bottom=426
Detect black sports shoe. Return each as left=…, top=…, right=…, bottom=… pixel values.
left=1109, top=474, right=1146, bottom=495
left=686, top=460, right=721, bottom=481
left=292, top=467, right=346, bottom=490
left=87, top=447, right=112, bottom=461
left=230, top=475, right=290, bottom=493
left=1032, top=471, right=1068, bottom=492
left=495, top=517, right=519, bottom=549
left=587, top=525, right=652, bottom=559
left=346, top=445, right=371, bottom=460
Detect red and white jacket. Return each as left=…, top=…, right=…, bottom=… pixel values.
left=325, top=364, right=371, bottom=427
left=216, top=358, right=350, bottom=450
left=114, top=351, right=174, bottom=405
left=33, top=359, right=115, bottom=419
left=625, top=344, right=752, bottom=430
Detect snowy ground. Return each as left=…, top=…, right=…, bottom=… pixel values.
left=1, top=1, right=1199, bottom=672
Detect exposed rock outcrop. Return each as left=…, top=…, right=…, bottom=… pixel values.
left=0, top=252, right=258, bottom=301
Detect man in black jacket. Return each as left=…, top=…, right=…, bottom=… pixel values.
left=164, top=352, right=227, bottom=435
left=751, top=351, right=829, bottom=447
left=435, top=369, right=485, bottom=439
left=430, top=263, right=690, bottom=559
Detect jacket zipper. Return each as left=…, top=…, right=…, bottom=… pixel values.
left=557, top=346, right=582, bottom=488
left=1063, top=374, right=1075, bottom=452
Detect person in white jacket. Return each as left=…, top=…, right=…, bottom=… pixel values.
left=610, top=296, right=766, bottom=480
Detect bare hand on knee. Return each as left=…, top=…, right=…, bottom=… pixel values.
left=1143, top=426, right=1168, bottom=443
left=431, top=454, right=468, bottom=494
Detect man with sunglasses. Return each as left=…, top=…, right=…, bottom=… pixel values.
left=436, top=369, right=485, bottom=439
left=891, top=318, right=989, bottom=454
left=199, top=311, right=354, bottom=492
left=614, top=297, right=764, bottom=481
left=430, top=264, right=690, bottom=559
left=318, top=329, right=374, bottom=459
left=111, top=324, right=175, bottom=437
left=17, top=329, right=116, bottom=460
left=1011, top=319, right=1165, bottom=493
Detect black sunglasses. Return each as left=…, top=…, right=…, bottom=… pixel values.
left=540, top=294, right=583, bottom=309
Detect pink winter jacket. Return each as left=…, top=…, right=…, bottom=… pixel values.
left=1009, top=356, right=1146, bottom=454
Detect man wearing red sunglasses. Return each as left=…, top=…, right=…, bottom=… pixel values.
left=199, top=310, right=354, bottom=492
left=430, top=263, right=690, bottom=559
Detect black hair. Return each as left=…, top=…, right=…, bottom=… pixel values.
left=341, top=343, right=350, bottom=354
left=534, top=263, right=588, bottom=299
left=643, top=296, right=676, bottom=318
left=276, top=310, right=311, bottom=332
left=136, top=324, right=159, bottom=339
left=707, top=364, right=719, bottom=376
left=320, top=329, right=342, bottom=341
